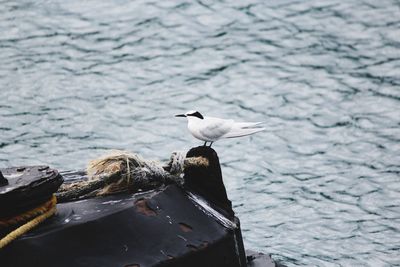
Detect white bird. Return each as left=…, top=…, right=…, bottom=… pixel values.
left=175, top=110, right=265, bottom=147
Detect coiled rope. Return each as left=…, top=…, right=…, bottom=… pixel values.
left=57, top=150, right=209, bottom=202
left=0, top=194, right=57, bottom=249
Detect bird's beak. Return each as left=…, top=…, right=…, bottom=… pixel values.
left=175, top=114, right=186, bottom=117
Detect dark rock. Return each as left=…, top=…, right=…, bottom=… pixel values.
left=246, top=250, right=277, bottom=267
left=184, top=146, right=234, bottom=219
left=0, top=166, right=63, bottom=218
left=0, top=184, right=249, bottom=267
left=0, top=171, right=8, bottom=187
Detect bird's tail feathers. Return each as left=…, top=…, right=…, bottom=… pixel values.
left=234, top=121, right=264, bottom=128
left=223, top=127, right=265, bottom=138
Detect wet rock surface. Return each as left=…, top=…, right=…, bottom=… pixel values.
left=0, top=184, right=267, bottom=267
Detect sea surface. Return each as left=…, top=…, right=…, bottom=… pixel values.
left=1, top=0, right=399, bottom=266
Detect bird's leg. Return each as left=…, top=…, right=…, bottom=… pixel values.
left=203, top=141, right=207, bottom=146
left=209, top=142, right=213, bottom=147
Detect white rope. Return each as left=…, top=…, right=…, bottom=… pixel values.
left=168, top=151, right=186, bottom=175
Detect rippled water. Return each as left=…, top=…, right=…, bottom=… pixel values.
left=1, top=0, right=400, bottom=266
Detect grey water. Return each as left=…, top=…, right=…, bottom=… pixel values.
left=1, top=0, right=399, bottom=266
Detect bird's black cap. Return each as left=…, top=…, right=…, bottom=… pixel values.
left=187, top=111, right=204, bottom=119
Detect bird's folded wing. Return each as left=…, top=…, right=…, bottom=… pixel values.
left=199, top=118, right=233, bottom=140
left=222, top=127, right=265, bottom=138
left=222, top=120, right=265, bottom=138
